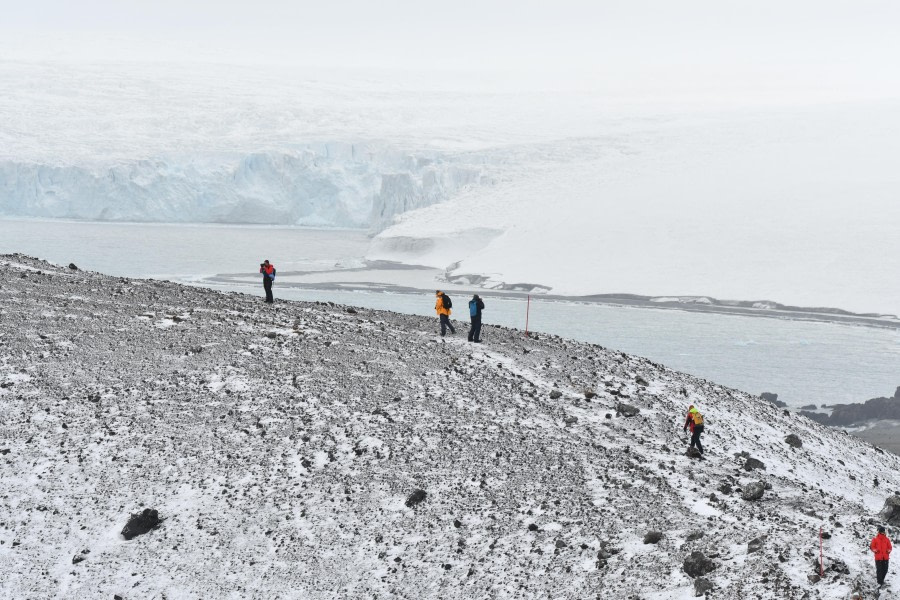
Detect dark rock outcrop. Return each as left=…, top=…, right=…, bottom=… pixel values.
left=785, top=434, right=803, bottom=448
left=808, top=387, right=900, bottom=427
left=121, top=508, right=161, bottom=540
left=683, top=551, right=717, bottom=578
left=405, top=489, right=427, bottom=508
left=878, top=495, right=900, bottom=525
left=760, top=392, right=786, bottom=408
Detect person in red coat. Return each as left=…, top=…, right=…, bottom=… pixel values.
left=259, top=260, right=276, bottom=304
left=871, top=525, right=893, bottom=586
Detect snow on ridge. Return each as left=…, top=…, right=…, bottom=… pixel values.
left=0, top=255, right=897, bottom=599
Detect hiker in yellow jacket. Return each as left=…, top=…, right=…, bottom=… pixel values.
left=683, top=405, right=705, bottom=455
left=435, top=290, right=456, bottom=337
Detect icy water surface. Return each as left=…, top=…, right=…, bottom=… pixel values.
left=4, top=218, right=898, bottom=408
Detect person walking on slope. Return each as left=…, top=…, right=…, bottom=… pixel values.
left=683, top=404, right=704, bottom=455
left=260, top=260, right=276, bottom=303
left=871, top=525, right=893, bottom=586
left=435, top=290, right=455, bottom=337
left=468, top=294, right=485, bottom=343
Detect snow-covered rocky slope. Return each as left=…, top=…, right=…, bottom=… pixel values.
left=1, top=255, right=897, bottom=599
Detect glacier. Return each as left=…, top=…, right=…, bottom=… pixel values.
left=0, top=144, right=489, bottom=227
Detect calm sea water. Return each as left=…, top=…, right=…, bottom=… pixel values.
left=4, top=218, right=898, bottom=409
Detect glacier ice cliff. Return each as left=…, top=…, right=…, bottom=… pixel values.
left=0, top=143, right=489, bottom=229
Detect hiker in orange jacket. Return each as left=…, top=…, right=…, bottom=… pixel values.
left=683, top=405, right=704, bottom=455
left=259, top=259, right=276, bottom=303
left=871, top=525, right=893, bottom=586
left=435, top=290, right=455, bottom=337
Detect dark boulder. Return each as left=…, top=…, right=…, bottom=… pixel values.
left=747, top=536, right=766, bottom=553
left=121, top=508, right=161, bottom=540
left=785, top=434, right=803, bottom=448
left=694, top=577, right=713, bottom=597
left=405, top=489, right=427, bottom=508
left=643, top=531, right=663, bottom=544
left=616, top=403, right=640, bottom=417
left=549, top=390, right=562, bottom=399
left=743, top=457, right=765, bottom=471
left=68, top=263, right=79, bottom=270
left=686, top=447, right=703, bottom=460
left=683, top=551, right=717, bottom=578
left=742, top=481, right=766, bottom=501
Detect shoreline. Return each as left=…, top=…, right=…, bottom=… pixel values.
left=205, top=261, right=900, bottom=331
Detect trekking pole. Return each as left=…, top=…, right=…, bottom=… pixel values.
left=525, top=294, right=531, bottom=337
left=819, top=526, right=824, bottom=577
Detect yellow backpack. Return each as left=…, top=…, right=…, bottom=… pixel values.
left=692, top=411, right=704, bottom=426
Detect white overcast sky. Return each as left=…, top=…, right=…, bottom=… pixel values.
left=2, top=0, right=899, bottom=98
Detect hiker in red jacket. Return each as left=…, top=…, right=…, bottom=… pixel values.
left=871, top=525, right=893, bottom=586
left=259, top=260, right=276, bottom=304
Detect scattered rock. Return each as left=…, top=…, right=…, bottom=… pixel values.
left=527, top=523, right=539, bottom=532
left=808, top=574, right=820, bottom=584
left=549, top=390, right=562, bottom=400
left=68, top=263, right=79, bottom=271
left=635, top=376, right=649, bottom=387
left=741, top=482, right=766, bottom=501
left=747, top=536, right=766, bottom=553
left=405, top=489, right=427, bottom=508
left=583, top=390, right=597, bottom=400
left=743, top=457, right=765, bottom=471
left=686, top=531, right=704, bottom=541
left=683, top=551, right=717, bottom=578
left=717, top=483, right=732, bottom=495
left=0, top=448, right=9, bottom=455
left=686, top=447, right=703, bottom=459
left=784, top=434, right=803, bottom=448
left=643, top=531, right=663, bottom=544
left=693, top=577, right=713, bottom=597
left=616, top=403, right=640, bottom=417
left=121, top=508, right=161, bottom=540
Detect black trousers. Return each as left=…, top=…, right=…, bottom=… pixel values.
left=690, top=424, right=704, bottom=454
left=876, top=559, right=889, bottom=584
left=468, top=316, right=482, bottom=341
left=263, top=279, right=273, bottom=303
left=439, top=314, right=455, bottom=336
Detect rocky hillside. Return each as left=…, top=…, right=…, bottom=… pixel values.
left=1, top=254, right=898, bottom=599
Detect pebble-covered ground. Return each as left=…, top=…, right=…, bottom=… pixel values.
left=1, top=254, right=898, bottom=600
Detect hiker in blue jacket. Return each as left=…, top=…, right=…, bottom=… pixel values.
left=468, top=294, right=485, bottom=343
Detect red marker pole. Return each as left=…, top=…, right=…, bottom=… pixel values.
left=525, top=295, right=531, bottom=337
left=819, top=526, right=824, bottom=576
